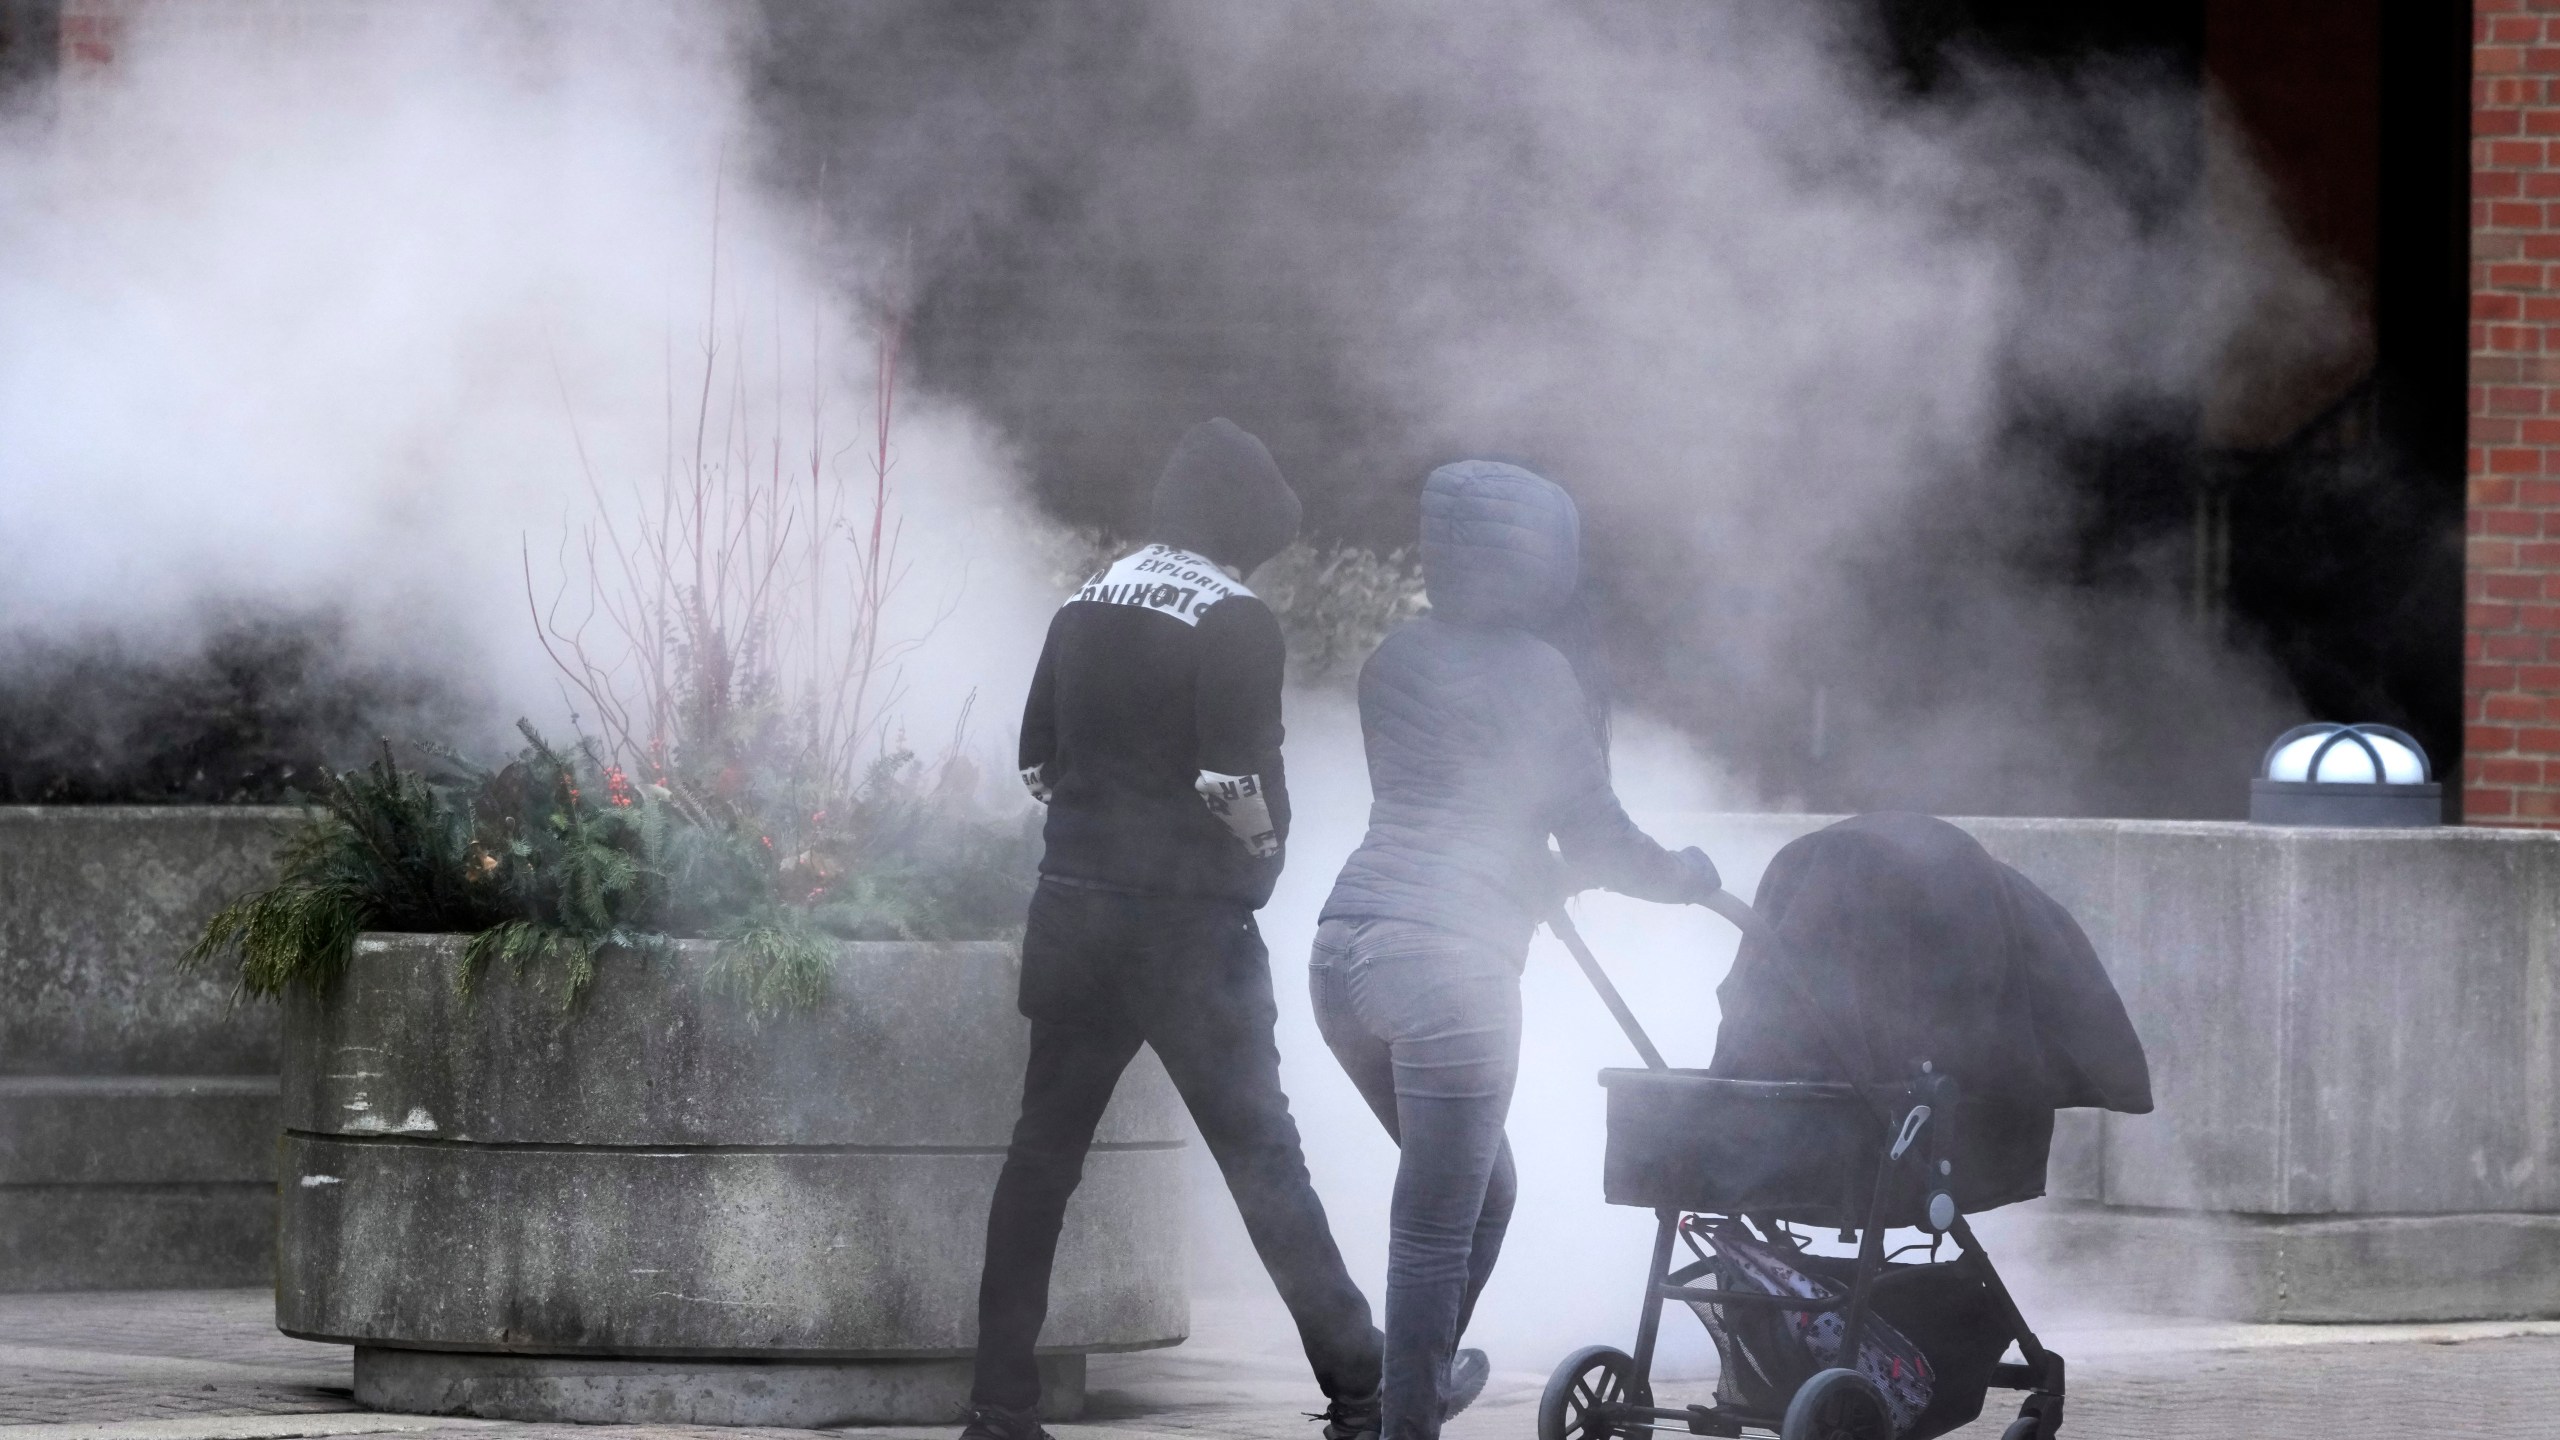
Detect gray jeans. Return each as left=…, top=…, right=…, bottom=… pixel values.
left=1310, top=917, right=1521, bottom=1440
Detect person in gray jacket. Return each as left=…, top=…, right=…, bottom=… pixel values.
left=1313, top=460, right=1722, bottom=1440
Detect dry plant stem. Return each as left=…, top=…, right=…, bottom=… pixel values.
left=840, top=314, right=904, bottom=770
left=526, top=196, right=920, bottom=805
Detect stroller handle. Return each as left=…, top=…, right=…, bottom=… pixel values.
left=1549, top=888, right=1763, bottom=1073
left=1547, top=908, right=1668, bottom=1070
left=1554, top=888, right=1901, bottom=1127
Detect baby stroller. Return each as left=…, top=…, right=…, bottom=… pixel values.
left=1537, top=813, right=2152, bottom=1440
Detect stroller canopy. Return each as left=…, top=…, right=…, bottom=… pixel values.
left=1709, top=812, right=2151, bottom=1116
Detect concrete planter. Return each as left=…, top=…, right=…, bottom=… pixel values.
left=0, top=806, right=293, bottom=1291
left=1690, top=813, right=2560, bottom=1322
left=277, top=933, right=1186, bottom=1426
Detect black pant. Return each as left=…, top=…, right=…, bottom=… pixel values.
left=971, top=880, right=1383, bottom=1411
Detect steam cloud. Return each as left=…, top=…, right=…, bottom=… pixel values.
left=0, top=1, right=1048, bottom=759
left=759, top=0, right=2359, bottom=817
left=0, top=0, right=2352, bottom=1386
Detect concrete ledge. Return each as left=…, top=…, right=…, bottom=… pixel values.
left=278, top=1134, right=1186, bottom=1356
left=0, top=1076, right=277, bottom=1184
left=283, top=936, right=1181, bottom=1148
left=352, top=1347, right=1085, bottom=1426
left=280, top=934, right=1190, bottom=1373
left=0, top=807, right=293, bottom=1075
left=0, top=1182, right=272, bottom=1291
left=0, top=807, right=292, bottom=1292
left=2019, top=1205, right=2560, bottom=1323
left=1687, top=811, right=2560, bottom=1217
left=1673, top=812, right=2560, bottom=1321
left=1968, top=818, right=2560, bottom=1219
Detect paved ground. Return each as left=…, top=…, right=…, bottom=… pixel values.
left=4, top=1287, right=2559, bottom=1439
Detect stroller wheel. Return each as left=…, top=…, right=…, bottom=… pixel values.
left=1999, top=1418, right=2048, bottom=1440
left=1779, top=1367, right=1891, bottom=1440
left=1537, top=1344, right=1648, bottom=1440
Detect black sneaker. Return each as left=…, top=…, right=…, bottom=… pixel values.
left=958, top=1400, right=1053, bottom=1440
left=1443, top=1347, right=1491, bottom=1420
left=1314, top=1388, right=1382, bottom=1440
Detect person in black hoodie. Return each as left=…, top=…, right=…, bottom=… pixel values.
left=962, top=420, right=1384, bottom=1440
left=1314, top=460, right=1724, bottom=1440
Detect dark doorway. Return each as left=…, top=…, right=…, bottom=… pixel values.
left=1883, top=0, right=2470, bottom=813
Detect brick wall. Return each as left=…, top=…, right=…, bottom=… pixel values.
left=2468, top=1, right=2560, bottom=824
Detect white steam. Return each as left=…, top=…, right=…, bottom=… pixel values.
left=0, top=1, right=1048, bottom=754
left=772, top=1, right=2356, bottom=814
left=1184, top=3, right=2337, bottom=814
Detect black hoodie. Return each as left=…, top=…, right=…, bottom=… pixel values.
left=1018, top=420, right=1303, bottom=906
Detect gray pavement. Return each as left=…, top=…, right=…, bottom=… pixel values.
left=4, top=1287, right=2559, bottom=1439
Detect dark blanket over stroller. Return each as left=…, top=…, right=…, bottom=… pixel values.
left=1708, top=812, right=2151, bottom=1211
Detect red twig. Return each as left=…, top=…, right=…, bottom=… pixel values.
left=529, top=206, right=929, bottom=806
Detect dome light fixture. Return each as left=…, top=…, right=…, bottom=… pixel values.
left=2249, top=723, right=2441, bottom=827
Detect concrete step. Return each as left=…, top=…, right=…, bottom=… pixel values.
left=0, top=1076, right=278, bottom=1292
left=0, top=1076, right=277, bottom=1185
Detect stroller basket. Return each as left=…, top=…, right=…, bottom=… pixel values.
left=1600, top=1068, right=2054, bottom=1234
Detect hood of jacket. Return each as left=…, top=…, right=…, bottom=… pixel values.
left=1147, top=418, right=1302, bottom=574
left=1419, top=460, right=1581, bottom=628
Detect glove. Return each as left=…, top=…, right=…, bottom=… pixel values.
left=1676, top=846, right=1722, bottom=904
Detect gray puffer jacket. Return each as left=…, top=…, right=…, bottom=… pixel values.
left=1320, top=461, right=1710, bottom=955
